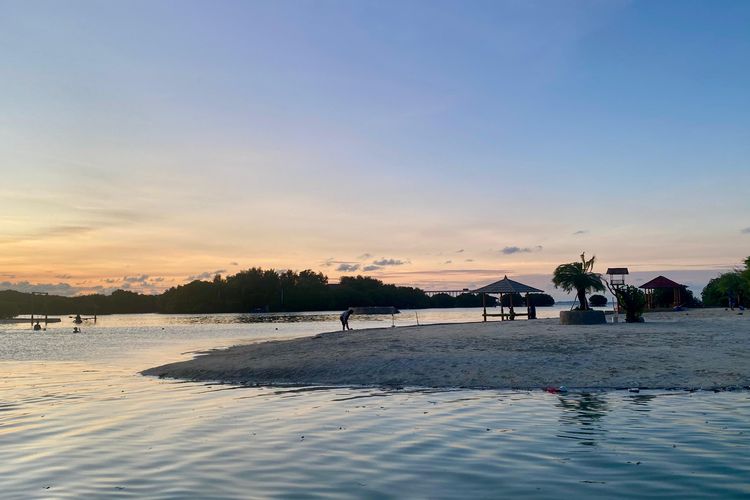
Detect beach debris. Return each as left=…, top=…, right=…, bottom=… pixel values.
left=544, top=386, right=568, bottom=394
left=628, top=388, right=640, bottom=393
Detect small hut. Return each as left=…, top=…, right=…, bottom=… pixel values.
left=639, top=275, right=685, bottom=309
left=473, top=276, right=544, bottom=321
left=606, top=267, right=629, bottom=287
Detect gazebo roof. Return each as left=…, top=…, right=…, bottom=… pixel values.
left=473, top=275, right=544, bottom=294
left=639, top=275, right=683, bottom=289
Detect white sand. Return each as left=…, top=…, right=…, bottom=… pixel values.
left=143, top=308, right=750, bottom=390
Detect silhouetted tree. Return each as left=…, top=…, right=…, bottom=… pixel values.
left=552, top=253, right=605, bottom=310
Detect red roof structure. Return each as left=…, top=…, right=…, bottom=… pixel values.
left=639, top=276, right=683, bottom=289
left=639, top=275, right=685, bottom=308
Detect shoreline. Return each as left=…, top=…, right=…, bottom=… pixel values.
left=143, top=309, right=750, bottom=391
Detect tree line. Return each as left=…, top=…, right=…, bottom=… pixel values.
left=0, top=268, right=555, bottom=317
left=701, top=256, right=750, bottom=307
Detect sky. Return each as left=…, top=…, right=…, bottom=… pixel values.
left=1, top=0, right=748, bottom=298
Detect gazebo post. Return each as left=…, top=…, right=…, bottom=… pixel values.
left=525, top=292, right=530, bottom=318
left=482, top=293, right=487, bottom=322
left=500, top=293, right=505, bottom=321
left=508, top=293, right=515, bottom=320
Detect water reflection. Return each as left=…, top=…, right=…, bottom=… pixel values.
left=176, top=313, right=341, bottom=324
left=627, top=394, right=656, bottom=410
left=163, top=312, right=398, bottom=325
left=556, top=392, right=610, bottom=446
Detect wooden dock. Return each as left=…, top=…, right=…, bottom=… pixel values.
left=0, top=317, right=62, bottom=324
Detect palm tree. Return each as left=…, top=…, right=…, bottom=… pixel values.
left=552, top=253, right=605, bottom=310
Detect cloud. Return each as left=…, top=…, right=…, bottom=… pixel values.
left=501, top=245, right=543, bottom=255
left=230, top=261, right=239, bottom=266
left=378, top=268, right=512, bottom=277
left=444, top=260, right=452, bottom=264
left=123, top=274, right=150, bottom=283
left=186, top=270, right=226, bottom=281
left=456, top=249, right=464, bottom=253
left=465, top=259, right=474, bottom=262
left=357, top=253, right=373, bottom=260
left=336, top=263, right=360, bottom=272
left=363, top=265, right=382, bottom=272
left=372, top=258, right=409, bottom=266
left=573, top=229, right=588, bottom=235
left=0, top=281, right=81, bottom=296
left=324, top=258, right=361, bottom=268
left=153, top=277, right=165, bottom=282
left=742, top=227, right=750, bottom=234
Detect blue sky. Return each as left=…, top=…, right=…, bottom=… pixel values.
left=0, top=0, right=748, bottom=296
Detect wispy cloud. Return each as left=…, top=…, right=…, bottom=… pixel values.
left=336, top=263, right=360, bottom=272
left=123, top=274, right=150, bottom=283
left=186, top=270, right=226, bottom=281
left=378, top=268, right=512, bottom=277
left=501, top=245, right=543, bottom=255
left=362, top=265, right=382, bottom=272
left=444, top=260, right=452, bottom=264
left=456, top=249, right=464, bottom=253
left=357, top=253, right=373, bottom=260
left=372, top=258, right=409, bottom=266
left=573, top=229, right=588, bottom=235
left=0, top=281, right=86, bottom=297
left=324, top=258, right=361, bottom=268
left=741, top=227, right=750, bottom=234
left=0, top=225, right=95, bottom=244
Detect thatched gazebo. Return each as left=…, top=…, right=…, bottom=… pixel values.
left=473, top=275, right=544, bottom=321
left=639, top=275, right=685, bottom=309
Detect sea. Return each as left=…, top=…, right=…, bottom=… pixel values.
left=1, top=307, right=749, bottom=498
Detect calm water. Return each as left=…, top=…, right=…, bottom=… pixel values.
left=2, top=309, right=749, bottom=498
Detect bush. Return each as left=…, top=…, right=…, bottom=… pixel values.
left=611, top=286, right=646, bottom=323
left=588, top=294, right=608, bottom=307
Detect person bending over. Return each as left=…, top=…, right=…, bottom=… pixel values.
left=340, top=308, right=354, bottom=331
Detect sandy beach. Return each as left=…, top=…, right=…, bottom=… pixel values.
left=143, top=309, right=750, bottom=390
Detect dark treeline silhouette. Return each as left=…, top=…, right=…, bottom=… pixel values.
left=0, top=268, right=532, bottom=317
left=498, top=293, right=555, bottom=307
left=0, top=289, right=156, bottom=318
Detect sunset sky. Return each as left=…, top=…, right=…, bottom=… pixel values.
left=1, top=1, right=748, bottom=298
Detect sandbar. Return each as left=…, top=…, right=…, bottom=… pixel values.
left=143, top=309, right=750, bottom=390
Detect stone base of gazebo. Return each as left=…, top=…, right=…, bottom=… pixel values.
left=560, top=310, right=606, bottom=325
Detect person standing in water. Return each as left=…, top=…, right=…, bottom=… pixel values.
left=340, top=308, right=354, bottom=331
